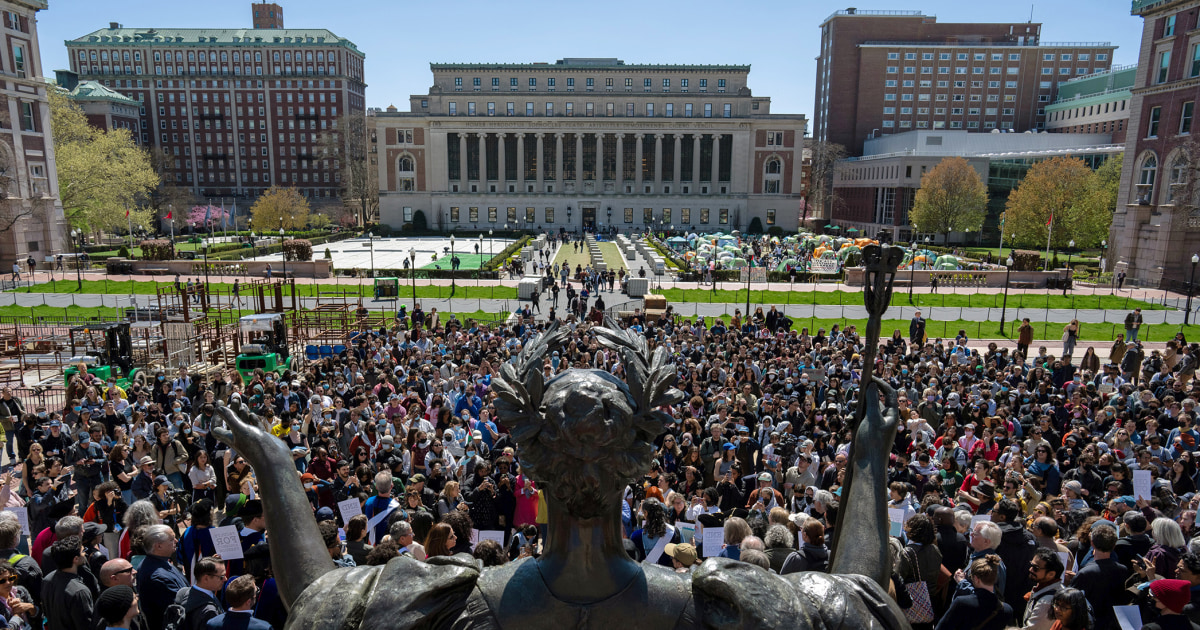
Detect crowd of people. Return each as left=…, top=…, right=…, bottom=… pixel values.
left=0, top=274, right=1198, bottom=630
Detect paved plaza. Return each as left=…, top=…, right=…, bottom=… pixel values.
left=248, top=235, right=516, bottom=271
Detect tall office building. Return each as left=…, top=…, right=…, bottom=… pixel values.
left=1110, top=0, right=1200, bottom=288
left=65, top=2, right=366, bottom=202
left=813, top=8, right=1117, bottom=155
left=369, top=58, right=807, bottom=233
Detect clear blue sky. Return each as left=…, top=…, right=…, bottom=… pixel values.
left=37, top=0, right=1145, bottom=120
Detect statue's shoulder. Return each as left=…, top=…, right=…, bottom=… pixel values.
left=285, top=555, right=482, bottom=630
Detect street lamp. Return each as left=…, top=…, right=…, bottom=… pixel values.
left=201, top=238, right=210, bottom=297
left=607, top=207, right=612, bottom=233
left=1063, top=239, right=1075, bottom=296
left=1188, top=253, right=1199, bottom=325
left=477, top=234, right=484, bottom=290
left=279, top=226, right=287, bottom=292
left=70, top=228, right=82, bottom=291
left=999, top=255, right=1014, bottom=336
left=368, top=231, right=376, bottom=279
left=450, top=234, right=457, bottom=296
left=409, top=248, right=417, bottom=309
left=908, top=239, right=917, bottom=304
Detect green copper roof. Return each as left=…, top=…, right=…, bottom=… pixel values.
left=65, top=80, right=137, bottom=105
left=67, top=27, right=362, bottom=55
left=430, top=60, right=749, bottom=72
left=1054, top=66, right=1136, bottom=102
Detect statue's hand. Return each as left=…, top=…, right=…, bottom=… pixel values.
left=212, top=402, right=279, bottom=465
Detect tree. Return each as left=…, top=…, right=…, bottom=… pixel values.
left=909, top=157, right=988, bottom=239
left=50, top=88, right=159, bottom=235
left=145, top=147, right=196, bottom=233
left=250, top=187, right=311, bottom=231
left=1003, top=156, right=1114, bottom=249
left=187, top=205, right=229, bottom=231
left=318, top=112, right=378, bottom=226
left=804, top=139, right=846, bottom=224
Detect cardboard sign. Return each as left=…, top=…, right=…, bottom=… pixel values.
left=1133, top=469, right=1152, bottom=501
left=337, top=498, right=363, bottom=524
left=209, top=526, right=244, bottom=561
left=2, top=507, right=28, bottom=537
left=702, top=528, right=725, bottom=558
left=477, top=530, right=505, bottom=546
left=1114, top=605, right=1142, bottom=630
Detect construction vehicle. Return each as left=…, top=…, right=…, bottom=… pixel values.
left=234, top=313, right=294, bottom=382
left=64, top=322, right=146, bottom=387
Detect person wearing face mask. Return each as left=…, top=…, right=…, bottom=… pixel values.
left=69, top=427, right=104, bottom=512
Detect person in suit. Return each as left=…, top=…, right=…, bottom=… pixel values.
left=135, top=525, right=187, bottom=630
left=206, top=575, right=271, bottom=630
left=179, top=556, right=225, bottom=630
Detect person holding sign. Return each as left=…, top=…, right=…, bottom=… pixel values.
left=630, top=499, right=680, bottom=568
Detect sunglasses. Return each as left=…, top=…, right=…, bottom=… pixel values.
left=113, top=567, right=134, bottom=575
left=0, top=577, right=16, bottom=585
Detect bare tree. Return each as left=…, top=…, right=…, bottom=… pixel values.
left=144, top=147, right=196, bottom=233
left=1163, top=134, right=1200, bottom=222
left=0, top=143, right=38, bottom=232
left=805, top=138, right=847, bottom=225
left=318, top=113, right=378, bottom=227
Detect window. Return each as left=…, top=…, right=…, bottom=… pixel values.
left=12, top=44, right=24, bottom=78
left=548, top=78, right=555, bottom=88
left=566, top=102, right=573, bottom=116
left=887, top=53, right=899, bottom=60
left=646, top=103, right=653, bottom=116
left=467, top=102, right=476, bottom=116
left=887, top=66, right=898, bottom=74
left=626, top=102, right=634, bottom=116
left=1165, top=14, right=1177, bottom=37
left=1182, top=101, right=1194, bottom=134
left=469, top=207, right=479, bottom=222
left=546, top=102, right=553, bottom=116
left=488, top=207, right=497, bottom=222
left=644, top=78, right=652, bottom=88
left=665, top=103, right=673, bottom=117
left=680, top=208, right=690, bottom=223
left=723, top=103, right=731, bottom=118
left=607, top=102, right=614, bottom=116
left=763, top=157, right=782, bottom=193
left=507, top=102, right=515, bottom=115
left=704, top=103, right=712, bottom=117
left=529, top=78, right=537, bottom=88
left=487, top=102, right=495, bottom=116
left=454, top=77, right=462, bottom=88
left=1159, top=51, right=1172, bottom=83
left=450, top=207, right=460, bottom=222
left=766, top=209, right=776, bottom=225
left=717, top=79, right=725, bottom=90
left=472, top=77, right=481, bottom=88
left=624, top=207, right=633, bottom=223
left=448, top=102, right=457, bottom=116
left=700, top=208, right=710, bottom=223
left=1170, top=156, right=1188, bottom=202
left=680, top=78, right=688, bottom=88
left=1149, top=106, right=1162, bottom=137
left=1138, top=154, right=1158, bottom=202
left=718, top=208, right=728, bottom=224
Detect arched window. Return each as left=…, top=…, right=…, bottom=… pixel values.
left=1168, top=156, right=1188, bottom=203
left=763, top=156, right=783, bottom=193
left=398, top=155, right=416, bottom=191
left=1137, top=153, right=1157, bottom=204
left=398, top=156, right=414, bottom=172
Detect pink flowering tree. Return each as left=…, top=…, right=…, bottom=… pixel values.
left=187, top=205, right=230, bottom=232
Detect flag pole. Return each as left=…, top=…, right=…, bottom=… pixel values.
left=1044, top=214, right=1053, bottom=272
left=127, top=206, right=133, bottom=252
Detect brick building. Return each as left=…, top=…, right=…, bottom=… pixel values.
left=1044, top=65, right=1135, bottom=144
left=55, top=69, right=141, bottom=143
left=251, top=2, right=283, bottom=30
left=370, top=58, right=807, bottom=233
left=65, top=4, right=366, bottom=203
left=1110, top=0, right=1200, bottom=288
left=0, top=0, right=65, bottom=266
left=813, top=8, right=1117, bottom=155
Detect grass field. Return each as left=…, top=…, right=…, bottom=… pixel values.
left=419, top=253, right=492, bottom=271
left=0, top=303, right=508, bottom=326
left=15, top=280, right=521, bottom=300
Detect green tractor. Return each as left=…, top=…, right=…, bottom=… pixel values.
left=64, top=322, right=146, bottom=388
left=235, top=313, right=295, bottom=383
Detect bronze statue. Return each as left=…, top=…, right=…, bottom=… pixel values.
left=212, top=248, right=910, bottom=628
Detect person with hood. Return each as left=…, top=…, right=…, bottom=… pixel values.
left=779, top=519, right=829, bottom=574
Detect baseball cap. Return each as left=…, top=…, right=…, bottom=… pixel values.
left=757, top=472, right=772, bottom=482
left=722, top=442, right=735, bottom=451
left=664, top=543, right=700, bottom=567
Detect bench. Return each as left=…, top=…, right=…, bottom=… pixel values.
left=1010, top=281, right=1040, bottom=289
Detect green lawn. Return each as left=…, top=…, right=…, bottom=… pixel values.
left=597, top=242, right=628, bottom=272
left=699, top=314, right=1198, bottom=343
left=419, top=253, right=492, bottom=271
left=15, top=280, right=520, bottom=300
left=658, top=288, right=1164, bottom=311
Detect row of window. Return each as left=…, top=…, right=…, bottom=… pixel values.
left=446, top=101, right=731, bottom=118
left=886, top=51, right=1106, bottom=62
left=1145, top=102, right=1195, bottom=139
left=1046, top=99, right=1128, bottom=122
left=884, top=93, right=1017, bottom=102
left=176, top=170, right=340, bottom=185
left=453, top=76, right=727, bottom=92
left=444, top=206, right=772, bottom=225
left=885, top=65, right=1098, bottom=76
left=81, top=49, right=337, bottom=64
left=81, top=64, right=340, bottom=78
left=884, top=106, right=1017, bottom=115
left=882, top=120, right=1014, bottom=130
left=1154, top=44, right=1200, bottom=85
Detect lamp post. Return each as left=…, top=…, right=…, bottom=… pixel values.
left=279, top=226, right=287, bottom=295
left=368, top=231, right=376, bottom=279
left=477, top=234, right=484, bottom=290
left=450, top=234, right=457, bottom=295
left=607, top=207, right=612, bottom=234
left=488, top=230, right=494, bottom=298
left=908, top=239, right=917, bottom=304
left=1187, top=253, right=1199, bottom=326
left=409, top=248, right=417, bottom=309
left=1063, top=239, right=1075, bottom=297
left=999, top=255, right=1014, bottom=336
left=70, top=228, right=82, bottom=291
left=566, top=207, right=572, bottom=233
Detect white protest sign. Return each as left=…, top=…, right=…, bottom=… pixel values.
left=702, top=528, right=725, bottom=558
left=1133, top=469, right=1152, bottom=501
left=478, top=530, right=505, bottom=546
left=1057, top=551, right=1071, bottom=583
left=337, top=498, right=362, bottom=524
left=209, top=525, right=243, bottom=561
left=677, top=522, right=696, bottom=544
left=971, top=514, right=991, bottom=531
left=470, top=529, right=480, bottom=546
left=3, top=507, right=28, bottom=537
left=887, top=508, right=905, bottom=538
left=1114, top=605, right=1142, bottom=630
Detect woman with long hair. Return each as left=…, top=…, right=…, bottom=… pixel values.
left=1144, top=517, right=1189, bottom=580
left=344, top=515, right=373, bottom=566
left=631, top=498, right=681, bottom=568
left=187, top=449, right=218, bottom=504
left=19, top=443, right=42, bottom=498
left=424, top=522, right=456, bottom=559
left=436, top=481, right=464, bottom=519
left=1048, top=588, right=1091, bottom=630
left=109, top=444, right=136, bottom=505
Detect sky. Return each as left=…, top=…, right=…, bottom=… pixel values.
left=37, top=0, right=1146, bottom=118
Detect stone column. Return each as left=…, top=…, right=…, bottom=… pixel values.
left=555, top=133, right=564, bottom=184
left=496, top=133, right=506, bottom=191
left=653, top=133, right=664, bottom=189
left=672, top=134, right=682, bottom=184
left=635, top=134, right=644, bottom=190
left=711, top=133, right=721, bottom=186
left=479, top=133, right=488, bottom=185
left=615, top=134, right=624, bottom=191
left=459, top=133, right=468, bottom=185
left=596, top=132, right=605, bottom=182
left=575, top=133, right=584, bottom=190
left=692, top=134, right=702, bottom=184
left=535, top=133, right=544, bottom=190
left=517, top=133, right=526, bottom=190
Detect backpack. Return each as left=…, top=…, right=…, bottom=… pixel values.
left=161, top=587, right=190, bottom=630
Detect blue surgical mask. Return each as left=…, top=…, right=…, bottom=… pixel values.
left=74, top=406, right=82, bottom=412
left=465, top=450, right=475, bottom=459
left=157, top=375, right=164, bottom=381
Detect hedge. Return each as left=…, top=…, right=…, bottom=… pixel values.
left=139, top=240, right=175, bottom=261
left=481, top=236, right=531, bottom=271
left=282, top=239, right=313, bottom=262
left=207, top=231, right=357, bottom=261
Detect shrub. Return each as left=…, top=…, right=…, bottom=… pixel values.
left=1010, top=249, right=1042, bottom=272
left=139, top=239, right=175, bottom=261
left=117, top=245, right=130, bottom=259
left=767, top=226, right=784, bottom=237
left=324, top=247, right=332, bottom=260
left=412, top=210, right=429, bottom=232
left=282, top=239, right=313, bottom=262
left=747, top=217, right=764, bottom=234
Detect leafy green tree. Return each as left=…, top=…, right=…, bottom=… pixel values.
left=1002, top=155, right=1117, bottom=249
left=250, top=187, right=311, bottom=231
left=909, top=157, right=988, bottom=239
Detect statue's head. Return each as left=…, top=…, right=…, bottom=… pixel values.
left=493, top=320, right=683, bottom=519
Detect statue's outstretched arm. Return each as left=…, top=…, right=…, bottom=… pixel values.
left=829, top=377, right=900, bottom=587
left=212, top=403, right=333, bottom=608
